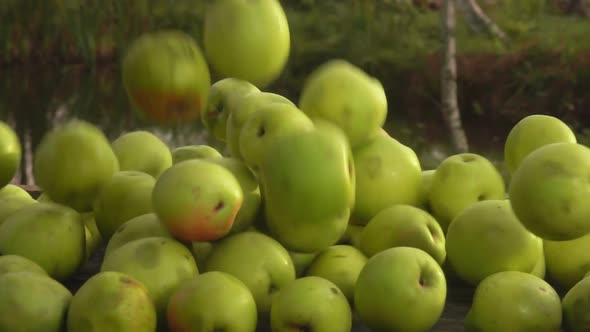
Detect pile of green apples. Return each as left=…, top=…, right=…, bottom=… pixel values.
left=3, top=0, right=590, bottom=331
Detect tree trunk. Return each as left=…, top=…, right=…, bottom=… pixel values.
left=441, top=0, right=469, bottom=153
left=456, top=0, right=508, bottom=43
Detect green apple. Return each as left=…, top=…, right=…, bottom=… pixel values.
left=260, top=122, right=355, bottom=253
left=530, top=240, right=546, bottom=279
left=100, top=237, right=199, bottom=319
left=445, top=200, right=541, bottom=285
left=465, top=271, right=562, bottom=332
left=271, top=276, right=352, bottom=332
left=226, top=91, right=294, bottom=159
left=171, top=145, right=222, bottom=164
left=0, top=255, right=48, bottom=277
left=67, top=271, right=157, bottom=332
left=504, top=114, right=576, bottom=174
left=0, top=202, right=85, bottom=280
left=204, top=231, right=295, bottom=317
left=544, top=233, right=590, bottom=291
left=203, top=0, right=290, bottom=88
left=416, top=169, right=436, bottom=211
left=93, top=170, right=155, bottom=240
left=82, top=212, right=102, bottom=260
left=354, top=246, right=447, bottom=332
left=338, top=223, right=364, bottom=249
left=0, top=195, right=37, bottom=226
left=122, top=30, right=210, bottom=126
left=0, top=121, right=21, bottom=188
left=33, top=120, right=119, bottom=212
left=352, top=130, right=422, bottom=224
left=563, top=276, right=590, bottom=332
left=191, top=241, right=215, bottom=271
left=111, top=130, right=172, bottom=178
left=202, top=78, right=260, bottom=141
left=239, top=103, right=314, bottom=172
left=152, top=159, right=243, bottom=242
left=167, top=271, right=257, bottom=332
left=0, top=184, right=31, bottom=200
left=360, top=204, right=446, bottom=265
left=509, top=142, right=590, bottom=241
left=299, top=59, right=388, bottom=148
left=0, top=272, right=72, bottom=332
left=428, top=153, right=505, bottom=232
left=289, top=251, right=318, bottom=278
left=207, top=157, right=261, bottom=234
left=104, top=212, right=173, bottom=258
left=305, top=245, right=368, bottom=303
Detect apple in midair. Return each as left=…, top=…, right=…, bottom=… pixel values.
left=167, top=271, right=257, bottom=332
left=111, top=130, right=172, bottom=178
left=299, top=59, right=388, bottom=148
left=509, top=142, right=590, bottom=241
left=465, top=271, right=562, bottom=332
left=360, top=204, right=446, bottom=265
left=271, top=276, right=352, bottom=332
left=428, top=153, right=505, bottom=232
left=352, top=130, right=422, bottom=224
left=201, top=78, right=260, bottom=141
left=260, top=121, right=355, bottom=253
left=0, top=121, right=21, bottom=189
left=203, top=0, right=290, bottom=88
left=445, top=200, right=541, bottom=285
left=354, top=246, right=447, bottom=332
left=152, top=159, right=243, bottom=242
left=204, top=231, right=295, bottom=317
left=504, top=114, right=576, bottom=174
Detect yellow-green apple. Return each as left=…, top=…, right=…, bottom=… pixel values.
left=191, top=241, right=215, bottom=271
left=299, top=59, right=387, bottom=148
left=544, top=233, right=590, bottom=291
left=67, top=271, right=157, bottom=332
left=239, top=103, right=314, bottom=172
left=305, top=245, right=367, bottom=303
left=204, top=231, right=295, bottom=317
left=100, top=237, right=199, bottom=319
left=465, top=271, right=562, bottom=332
left=339, top=223, right=364, bottom=249
left=289, top=251, right=318, bottom=278
left=0, top=184, right=31, bottom=200
left=171, top=145, right=222, bottom=164
left=428, top=153, right=505, bottom=232
left=122, top=30, right=210, bottom=125
left=152, top=159, right=243, bottom=242
left=33, top=120, right=119, bottom=212
left=509, top=142, right=590, bottom=241
left=416, top=169, right=436, bottom=211
left=0, top=196, right=37, bottom=226
left=360, top=204, right=446, bottom=264
left=354, top=247, right=447, bottom=332
left=104, top=212, right=173, bottom=258
left=562, top=276, right=590, bottom=332
left=530, top=241, right=546, bottom=279
left=93, top=171, right=155, bottom=240
left=0, top=271, right=72, bottom=332
left=0, top=255, right=48, bottom=277
left=167, top=271, right=257, bottom=332
left=0, top=121, right=21, bottom=188
left=352, top=130, right=421, bottom=224
left=203, top=0, right=290, bottom=88
left=111, top=130, right=172, bottom=178
left=260, top=121, right=355, bottom=253
left=445, top=200, right=541, bottom=285
left=207, top=157, right=261, bottom=234
left=82, top=212, right=102, bottom=260
left=504, top=114, right=576, bottom=174
left=0, top=202, right=85, bottom=280
left=201, top=78, right=260, bottom=141
left=225, top=91, right=294, bottom=159
left=271, top=276, right=352, bottom=332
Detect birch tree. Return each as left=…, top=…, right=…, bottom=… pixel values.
left=456, top=0, right=508, bottom=43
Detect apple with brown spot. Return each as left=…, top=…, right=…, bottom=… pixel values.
left=152, top=159, right=243, bottom=242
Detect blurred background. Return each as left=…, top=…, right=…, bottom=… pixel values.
left=1, top=0, right=589, bottom=184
